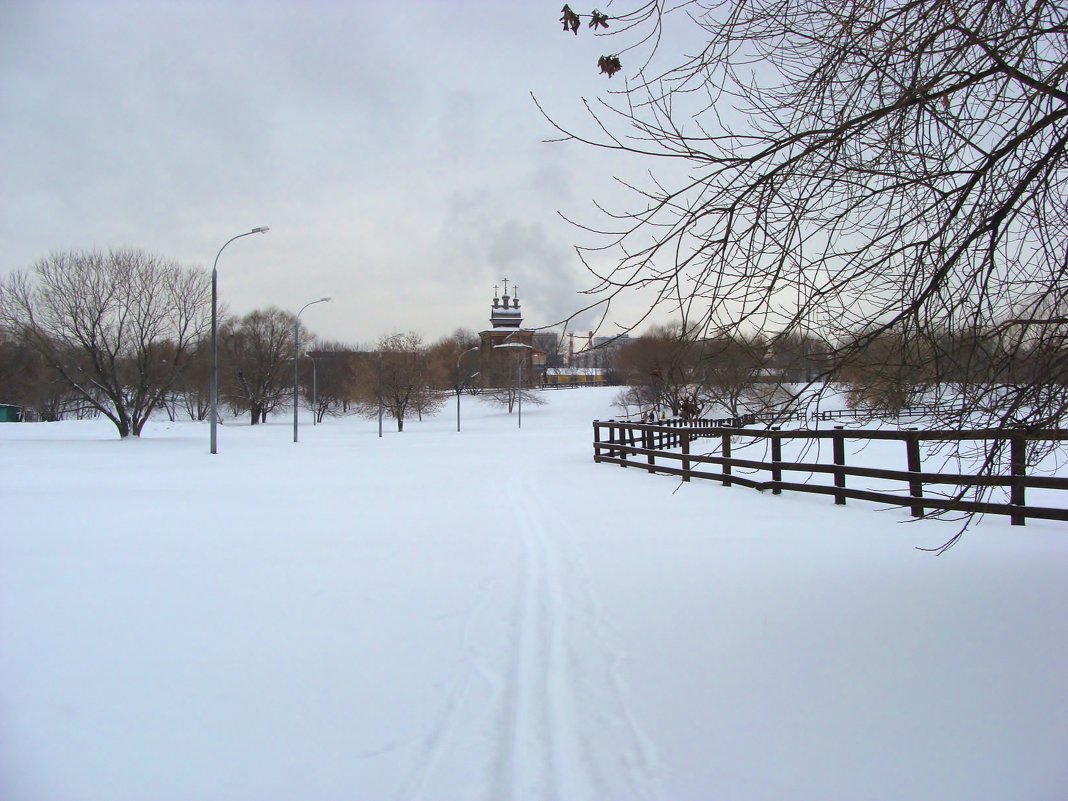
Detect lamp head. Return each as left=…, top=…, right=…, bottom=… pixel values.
left=251, top=226, right=270, bottom=234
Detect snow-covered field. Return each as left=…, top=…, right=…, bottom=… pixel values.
left=2, top=388, right=1066, bottom=801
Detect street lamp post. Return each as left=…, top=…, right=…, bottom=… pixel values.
left=492, top=340, right=534, bottom=429
left=293, top=297, right=330, bottom=443
left=210, top=226, right=269, bottom=455
left=455, top=345, right=481, bottom=432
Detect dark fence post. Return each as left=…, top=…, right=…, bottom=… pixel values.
left=905, top=430, right=924, bottom=517
left=722, top=431, right=733, bottom=487
left=770, top=427, right=782, bottom=494
left=833, top=426, right=846, bottom=505
left=594, top=422, right=602, bottom=463
left=682, top=428, right=691, bottom=482
left=645, top=425, right=656, bottom=473
left=1011, top=432, right=1026, bottom=526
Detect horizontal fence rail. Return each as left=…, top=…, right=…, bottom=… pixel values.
left=815, top=404, right=957, bottom=422
left=592, top=420, right=1068, bottom=526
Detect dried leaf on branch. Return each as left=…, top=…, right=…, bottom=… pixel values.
left=560, top=4, right=581, bottom=35
left=597, top=55, right=622, bottom=77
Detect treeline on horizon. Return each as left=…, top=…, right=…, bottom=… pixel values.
left=2, top=247, right=1062, bottom=438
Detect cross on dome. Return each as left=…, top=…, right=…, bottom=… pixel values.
left=488, top=278, right=523, bottom=328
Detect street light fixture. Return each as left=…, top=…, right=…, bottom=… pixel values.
left=293, top=297, right=330, bottom=443
left=210, top=226, right=269, bottom=455
left=455, top=345, right=481, bottom=432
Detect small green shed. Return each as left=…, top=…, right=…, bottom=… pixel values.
left=0, top=404, right=23, bottom=422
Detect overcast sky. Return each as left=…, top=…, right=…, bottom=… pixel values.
left=1, top=0, right=652, bottom=345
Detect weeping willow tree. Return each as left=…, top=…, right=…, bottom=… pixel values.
left=550, top=0, right=1068, bottom=541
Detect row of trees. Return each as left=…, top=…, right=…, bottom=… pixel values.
left=608, top=321, right=1068, bottom=423
left=7, top=248, right=1062, bottom=438
left=610, top=325, right=827, bottom=419
left=307, top=332, right=545, bottom=432
left=0, top=250, right=546, bottom=437
left=0, top=257, right=318, bottom=436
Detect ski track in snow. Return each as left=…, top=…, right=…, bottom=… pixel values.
left=488, top=475, right=574, bottom=800
left=394, top=468, right=662, bottom=801
left=395, top=565, right=506, bottom=801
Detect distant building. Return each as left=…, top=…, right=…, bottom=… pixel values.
left=0, top=403, right=23, bottom=423
left=593, top=334, right=633, bottom=350
left=478, top=280, right=546, bottom=385
left=542, top=367, right=607, bottom=387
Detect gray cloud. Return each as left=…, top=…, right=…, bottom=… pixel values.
left=1, top=0, right=628, bottom=342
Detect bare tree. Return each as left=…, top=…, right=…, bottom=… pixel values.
left=480, top=346, right=547, bottom=414
left=169, top=337, right=211, bottom=421
left=0, top=330, right=79, bottom=421
left=425, top=333, right=472, bottom=392
left=838, top=330, right=930, bottom=416
left=612, top=385, right=657, bottom=418
left=449, top=327, right=480, bottom=349
left=550, top=1, right=1068, bottom=541
left=482, top=381, right=548, bottom=415
left=220, top=307, right=297, bottom=425
left=615, top=325, right=705, bottom=417
left=768, top=332, right=833, bottom=386
left=305, top=341, right=362, bottom=421
left=1, top=249, right=210, bottom=437
left=695, top=335, right=789, bottom=418
left=354, top=332, right=443, bottom=432
left=549, top=0, right=1068, bottom=422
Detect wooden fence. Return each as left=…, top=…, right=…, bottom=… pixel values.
left=815, top=404, right=952, bottom=422
left=592, top=420, right=1068, bottom=525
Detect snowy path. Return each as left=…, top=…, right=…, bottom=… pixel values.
left=495, top=474, right=660, bottom=801
left=393, top=468, right=661, bottom=801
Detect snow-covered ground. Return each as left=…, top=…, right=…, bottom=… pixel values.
left=2, top=388, right=1066, bottom=801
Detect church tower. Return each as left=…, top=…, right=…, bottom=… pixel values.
left=480, top=279, right=533, bottom=346
left=479, top=279, right=540, bottom=384
left=489, top=278, right=523, bottom=330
